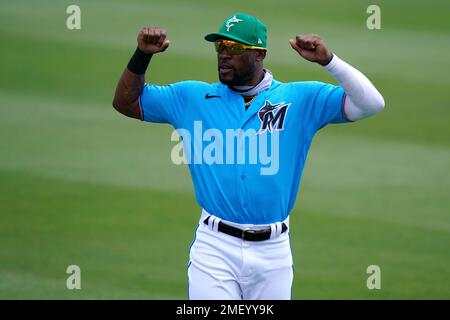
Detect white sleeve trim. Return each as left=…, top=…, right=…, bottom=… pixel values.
left=323, top=54, right=385, bottom=121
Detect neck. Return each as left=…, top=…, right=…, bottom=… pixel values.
left=228, top=68, right=273, bottom=97
left=246, top=68, right=265, bottom=87
left=229, top=68, right=265, bottom=90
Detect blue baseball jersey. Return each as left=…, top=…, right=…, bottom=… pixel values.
left=139, top=79, right=350, bottom=224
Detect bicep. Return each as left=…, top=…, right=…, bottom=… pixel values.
left=113, top=99, right=142, bottom=120
left=112, top=69, right=145, bottom=120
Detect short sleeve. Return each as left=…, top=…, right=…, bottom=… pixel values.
left=313, top=83, right=350, bottom=130
left=139, top=81, right=191, bottom=127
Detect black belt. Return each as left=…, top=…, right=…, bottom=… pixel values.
left=203, top=216, right=288, bottom=241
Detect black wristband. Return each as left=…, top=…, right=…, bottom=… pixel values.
left=320, top=52, right=334, bottom=67
left=127, top=47, right=153, bottom=75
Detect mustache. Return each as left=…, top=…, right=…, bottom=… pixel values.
left=218, top=62, right=233, bottom=70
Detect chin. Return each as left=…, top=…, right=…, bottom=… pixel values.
left=219, top=75, right=235, bottom=86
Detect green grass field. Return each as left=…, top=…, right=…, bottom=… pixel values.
left=0, top=0, right=449, bottom=299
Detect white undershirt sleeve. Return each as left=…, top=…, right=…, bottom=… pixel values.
left=323, top=54, right=385, bottom=121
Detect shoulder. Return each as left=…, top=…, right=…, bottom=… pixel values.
left=172, top=80, right=213, bottom=89
left=267, top=80, right=332, bottom=101
left=277, top=80, right=329, bottom=92
left=144, top=80, right=212, bottom=90
left=142, top=81, right=216, bottom=101
left=274, top=81, right=345, bottom=103
left=174, top=81, right=222, bottom=99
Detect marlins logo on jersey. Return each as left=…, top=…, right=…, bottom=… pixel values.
left=257, top=100, right=290, bottom=134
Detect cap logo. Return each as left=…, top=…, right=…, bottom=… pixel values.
left=225, top=15, right=243, bottom=32
left=257, top=38, right=262, bottom=44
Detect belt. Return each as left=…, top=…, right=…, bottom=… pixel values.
left=203, top=216, right=288, bottom=241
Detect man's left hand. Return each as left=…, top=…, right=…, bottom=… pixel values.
left=289, top=34, right=333, bottom=66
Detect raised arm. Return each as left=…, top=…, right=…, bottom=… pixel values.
left=289, top=34, right=384, bottom=121
left=112, top=27, right=170, bottom=119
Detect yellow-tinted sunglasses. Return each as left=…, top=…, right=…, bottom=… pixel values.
left=214, top=39, right=265, bottom=55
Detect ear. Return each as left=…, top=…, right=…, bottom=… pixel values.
left=255, top=50, right=267, bottom=61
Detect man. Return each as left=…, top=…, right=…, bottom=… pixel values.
left=112, top=13, right=384, bottom=300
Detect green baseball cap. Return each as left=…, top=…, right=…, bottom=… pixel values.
left=205, top=13, right=267, bottom=49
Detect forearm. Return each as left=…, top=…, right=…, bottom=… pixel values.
left=323, top=55, right=385, bottom=121
left=112, top=48, right=153, bottom=119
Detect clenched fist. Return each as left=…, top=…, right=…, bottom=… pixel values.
left=138, top=27, right=170, bottom=54
left=289, top=34, right=333, bottom=66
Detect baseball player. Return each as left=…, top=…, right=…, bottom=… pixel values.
left=112, top=13, right=385, bottom=300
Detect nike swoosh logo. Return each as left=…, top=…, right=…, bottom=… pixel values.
left=205, top=93, right=221, bottom=99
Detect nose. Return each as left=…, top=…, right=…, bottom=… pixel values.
left=218, top=46, right=231, bottom=59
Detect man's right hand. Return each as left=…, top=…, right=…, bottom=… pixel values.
left=137, top=27, right=170, bottom=54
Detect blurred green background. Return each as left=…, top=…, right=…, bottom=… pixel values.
left=0, top=0, right=449, bottom=299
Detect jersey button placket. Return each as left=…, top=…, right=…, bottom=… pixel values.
left=237, top=125, right=249, bottom=212
left=237, top=166, right=247, bottom=211
left=241, top=172, right=247, bottom=209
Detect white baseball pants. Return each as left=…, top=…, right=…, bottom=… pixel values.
left=188, top=210, right=293, bottom=300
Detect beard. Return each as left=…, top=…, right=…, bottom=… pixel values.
left=218, top=66, right=255, bottom=86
